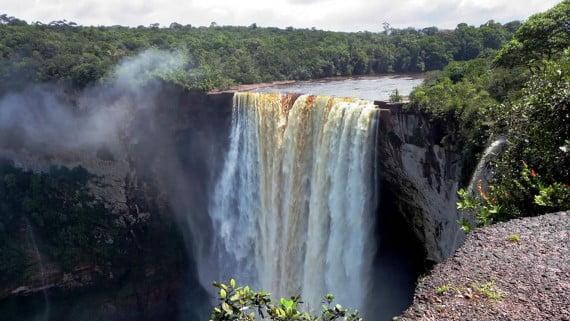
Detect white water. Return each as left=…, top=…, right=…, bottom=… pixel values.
left=27, top=225, right=50, bottom=321
left=467, top=137, right=507, bottom=196
left=208, top=92, right=379, bottom=311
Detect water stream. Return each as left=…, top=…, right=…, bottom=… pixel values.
left=27, top=224, right=51, bottom=321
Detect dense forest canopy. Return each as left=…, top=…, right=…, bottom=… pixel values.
left=0, top=14, right=519, bottom=92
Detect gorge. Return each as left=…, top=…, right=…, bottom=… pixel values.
left=2, top=3, right=568, bottom=319
left=0, top=79, right=465, bottom=320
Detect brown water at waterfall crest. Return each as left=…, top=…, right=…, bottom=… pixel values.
left=207, top=92, right=379, bottom=312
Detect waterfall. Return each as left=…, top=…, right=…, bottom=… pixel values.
left=27, top=224, right=50, bottom=321
left=467, top=137, right=507, bottom=196
left=207, top=92, right=379, bottom=312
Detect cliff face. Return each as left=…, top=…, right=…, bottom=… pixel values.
left=0, top=89, right=463, bottom=320
left=0, top=86, right=232, bottom=321
left=375, top=102, right=464, bottom=265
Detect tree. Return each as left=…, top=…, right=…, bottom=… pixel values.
left=453, top=23, right=483, bottom=60
left=381, top=22, right=391, bottom=35
left=494, top=0, right=570, bottom=68
left=0, top=14, right=27, bottom=25
left=209, top=280, right=363, bottom=321
left=0, top=13, right=518, bottom=91
left=503, top=20, right=522, bottom=33
left=421, top=26, right=439, bottom=36
left=480, top=20, right=509, bottom=49
left=492, top=50, right=570, bottom=192
left=389, top=89, right=402, bottom=102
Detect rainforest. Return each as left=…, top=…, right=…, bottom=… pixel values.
left=0, top=1, right=568, bottom=321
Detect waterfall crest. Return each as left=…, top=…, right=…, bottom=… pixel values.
left=208, top=92, right=379, bottom=311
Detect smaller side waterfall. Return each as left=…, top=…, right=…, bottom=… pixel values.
left=27, top=224, right=50, bottom=321
left=207, top=92, right=379, bottom=312
left=467, top=137, right=507, bottom=196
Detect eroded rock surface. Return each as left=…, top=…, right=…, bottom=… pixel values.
left=376, top=103, right=465, bottom=264
left=396, top=211, right=570, bottom=321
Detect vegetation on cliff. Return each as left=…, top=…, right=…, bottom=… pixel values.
left=0, top=160, right=188, bottom=299
left=0, top=14, right=518, bottom=93
left=409, top=0, right=570, bottom=225
left=0, top=161, right=111, bottom=285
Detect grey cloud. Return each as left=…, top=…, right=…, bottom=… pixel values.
left=0, top=0, right=563, bottom=31
left=286, top=0, right=332, bottom=4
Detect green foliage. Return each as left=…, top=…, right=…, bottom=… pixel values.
left=210, top=280, right=362, bottom=321
left=0, top=160, right=114, bottom=275
left=493, top=52, right=570, bottom=184
left=472, top=281, right=504, bottom=301
left=409, top=57, right=499, bottom=184
left=0, top=17, right=518, bottom=92
left=507, top=234, right=521, bottom=243
left=435, top=284, right=452, bottom=295
left=457, top=162, right=570, bottom=228
left=494, top=0, right=570, bottom=68
left=388, top=89, right=402, bottom=102
left=412, top=2, right=569, bottom=226
left=457, top=184, right=501, bottom=228
left=482, top=51, right=570, bottom=220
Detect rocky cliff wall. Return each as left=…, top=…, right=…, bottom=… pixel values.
left=375, top=102, right=464, bottom=265
left=0, top=85, right=232, bottom=321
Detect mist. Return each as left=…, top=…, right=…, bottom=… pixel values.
left=0, top=49, right=188, bottom=153
left=0, top=48, right=219, bottom=320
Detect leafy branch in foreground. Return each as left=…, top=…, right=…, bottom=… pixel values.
left=210, top=279, right=363, bottom=321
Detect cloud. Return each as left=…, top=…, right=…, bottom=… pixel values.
left=286, top=0, right=333, bottom=4
left=1, top=0, right=563, bottom=31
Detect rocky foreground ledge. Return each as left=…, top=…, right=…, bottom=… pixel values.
left=396, top=211, right=569, bottom=321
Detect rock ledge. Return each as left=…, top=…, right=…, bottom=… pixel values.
left=396, top=211, right=569, bottom=321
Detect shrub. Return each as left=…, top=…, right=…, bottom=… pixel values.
left=209, top=279, right=363, bottom=321
left=389, top=89, right=403, bottom=102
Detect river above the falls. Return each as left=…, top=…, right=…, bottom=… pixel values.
left=253, top=73, right=426, bottom=101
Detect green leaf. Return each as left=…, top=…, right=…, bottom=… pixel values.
left=282, top=298, right=295, bottom=309
left=220, top=288, right=227, bottom=299
left=222, top=302, right=232, bottom=315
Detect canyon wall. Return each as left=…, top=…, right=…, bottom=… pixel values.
left=375, top=102, right=465, bottom=265
left=0, top=88, right=463, bottom=320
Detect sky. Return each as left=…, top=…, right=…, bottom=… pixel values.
left=1, top=0, right=563, bottom=31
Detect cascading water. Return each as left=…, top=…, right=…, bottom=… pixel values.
left=27, top=224, right=50, bottom=321
left=467, top=137, right=507, bottom=196
left=208, top=92, right=379, bottom=312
